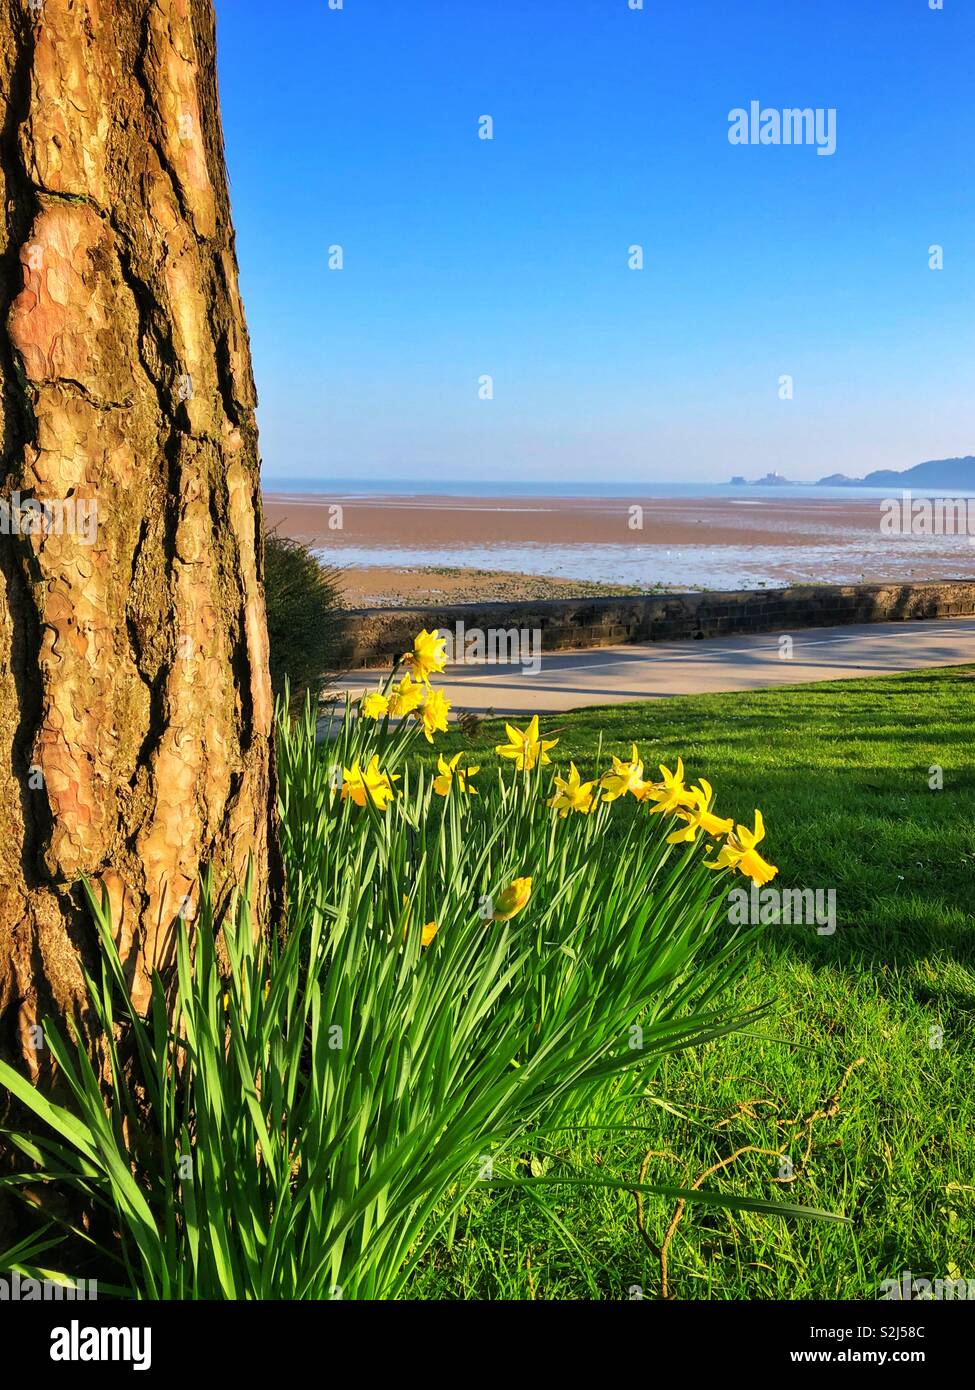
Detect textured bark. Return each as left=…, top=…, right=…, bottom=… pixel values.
left=0, top=0, right=279, bottom=1069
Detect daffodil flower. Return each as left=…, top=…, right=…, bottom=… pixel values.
left=360, top=691, right=389, bottom=721
left=418, top=688, right=451, bottom=743
left=401, top=628, right=448, bottom=685
left=402, top=898, right=439, bottom=947
left=491, top=876, right=533, bottom=921
left=387, top=673, right=424, bottom=718
left=340, top=755, right=399, bottom=811
left=666, top=778, right=735, bottom=843
left=548, top=762, right=596, bottom=816
left=599, top=743, right=648, bottom=802
left=495, top=716, right=558, bottom=771
left=644, top=757, right=698, bottom=815
left=433, top=751, right=479, bottom=796
left=705, top=810, right=778, bottom=886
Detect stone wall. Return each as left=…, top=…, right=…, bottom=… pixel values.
left=333, top=580, right=975, bottom=670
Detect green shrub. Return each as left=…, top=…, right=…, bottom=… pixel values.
left=263, top=529, right=344, bottom=705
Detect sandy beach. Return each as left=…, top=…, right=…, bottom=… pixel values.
left=263, top=492, right=975, bottom=606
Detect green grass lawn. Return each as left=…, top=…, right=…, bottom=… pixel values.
left=407, top=665, right=975, bottom=1299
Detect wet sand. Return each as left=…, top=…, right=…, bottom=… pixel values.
left=264, top=492, right=883, bottom=549
left=263, top=492, right=973, bottom=606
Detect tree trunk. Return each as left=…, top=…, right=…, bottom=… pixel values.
left=0, top=0, right=279, bottom=1071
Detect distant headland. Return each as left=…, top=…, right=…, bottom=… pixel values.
left=730, top=456, right=975, bottom=489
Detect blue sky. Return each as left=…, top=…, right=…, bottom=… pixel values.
left=214, top=0, right=974, bottom=484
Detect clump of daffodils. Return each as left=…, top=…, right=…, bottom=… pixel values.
left=344, top=633, right=778, bottom=890
left=589, top=741, right=776, bottom=886
left=348, top=630, right=459, bottom=808
left=489, top=715, right=778, bottom=886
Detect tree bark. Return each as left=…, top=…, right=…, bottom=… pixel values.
left=0, top=0, right=279, bottom=1069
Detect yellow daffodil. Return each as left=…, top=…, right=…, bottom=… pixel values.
left=666, top=778, right=735, bottom=843
left=401, top=628, right=447, bottom=685
left=387, top=673, right=424, bottom=718
left=495, top=716, right=558, bottom=771
left=548, top=762, right=596, bottom=816
left=225, top=981, right=270, bottom=1011
left=705, top=809, right=778, bottom=886
left=644, top=757, right=698, bottom=815
left=340, top=755, right=399, bottom=811
left=433, top=751, right=479, bottom=796
left=360, top=691, right=389, bottom=721
left=491, top=876, right=533, bottom=921
left=402, top=899, right=439, bottom=947
left=418, top=688, right=451, bottom=743
left=600, top=743, right=648, bottom=802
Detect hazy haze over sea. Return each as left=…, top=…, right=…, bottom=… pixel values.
left=264, top=477, right=975, bottom=502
